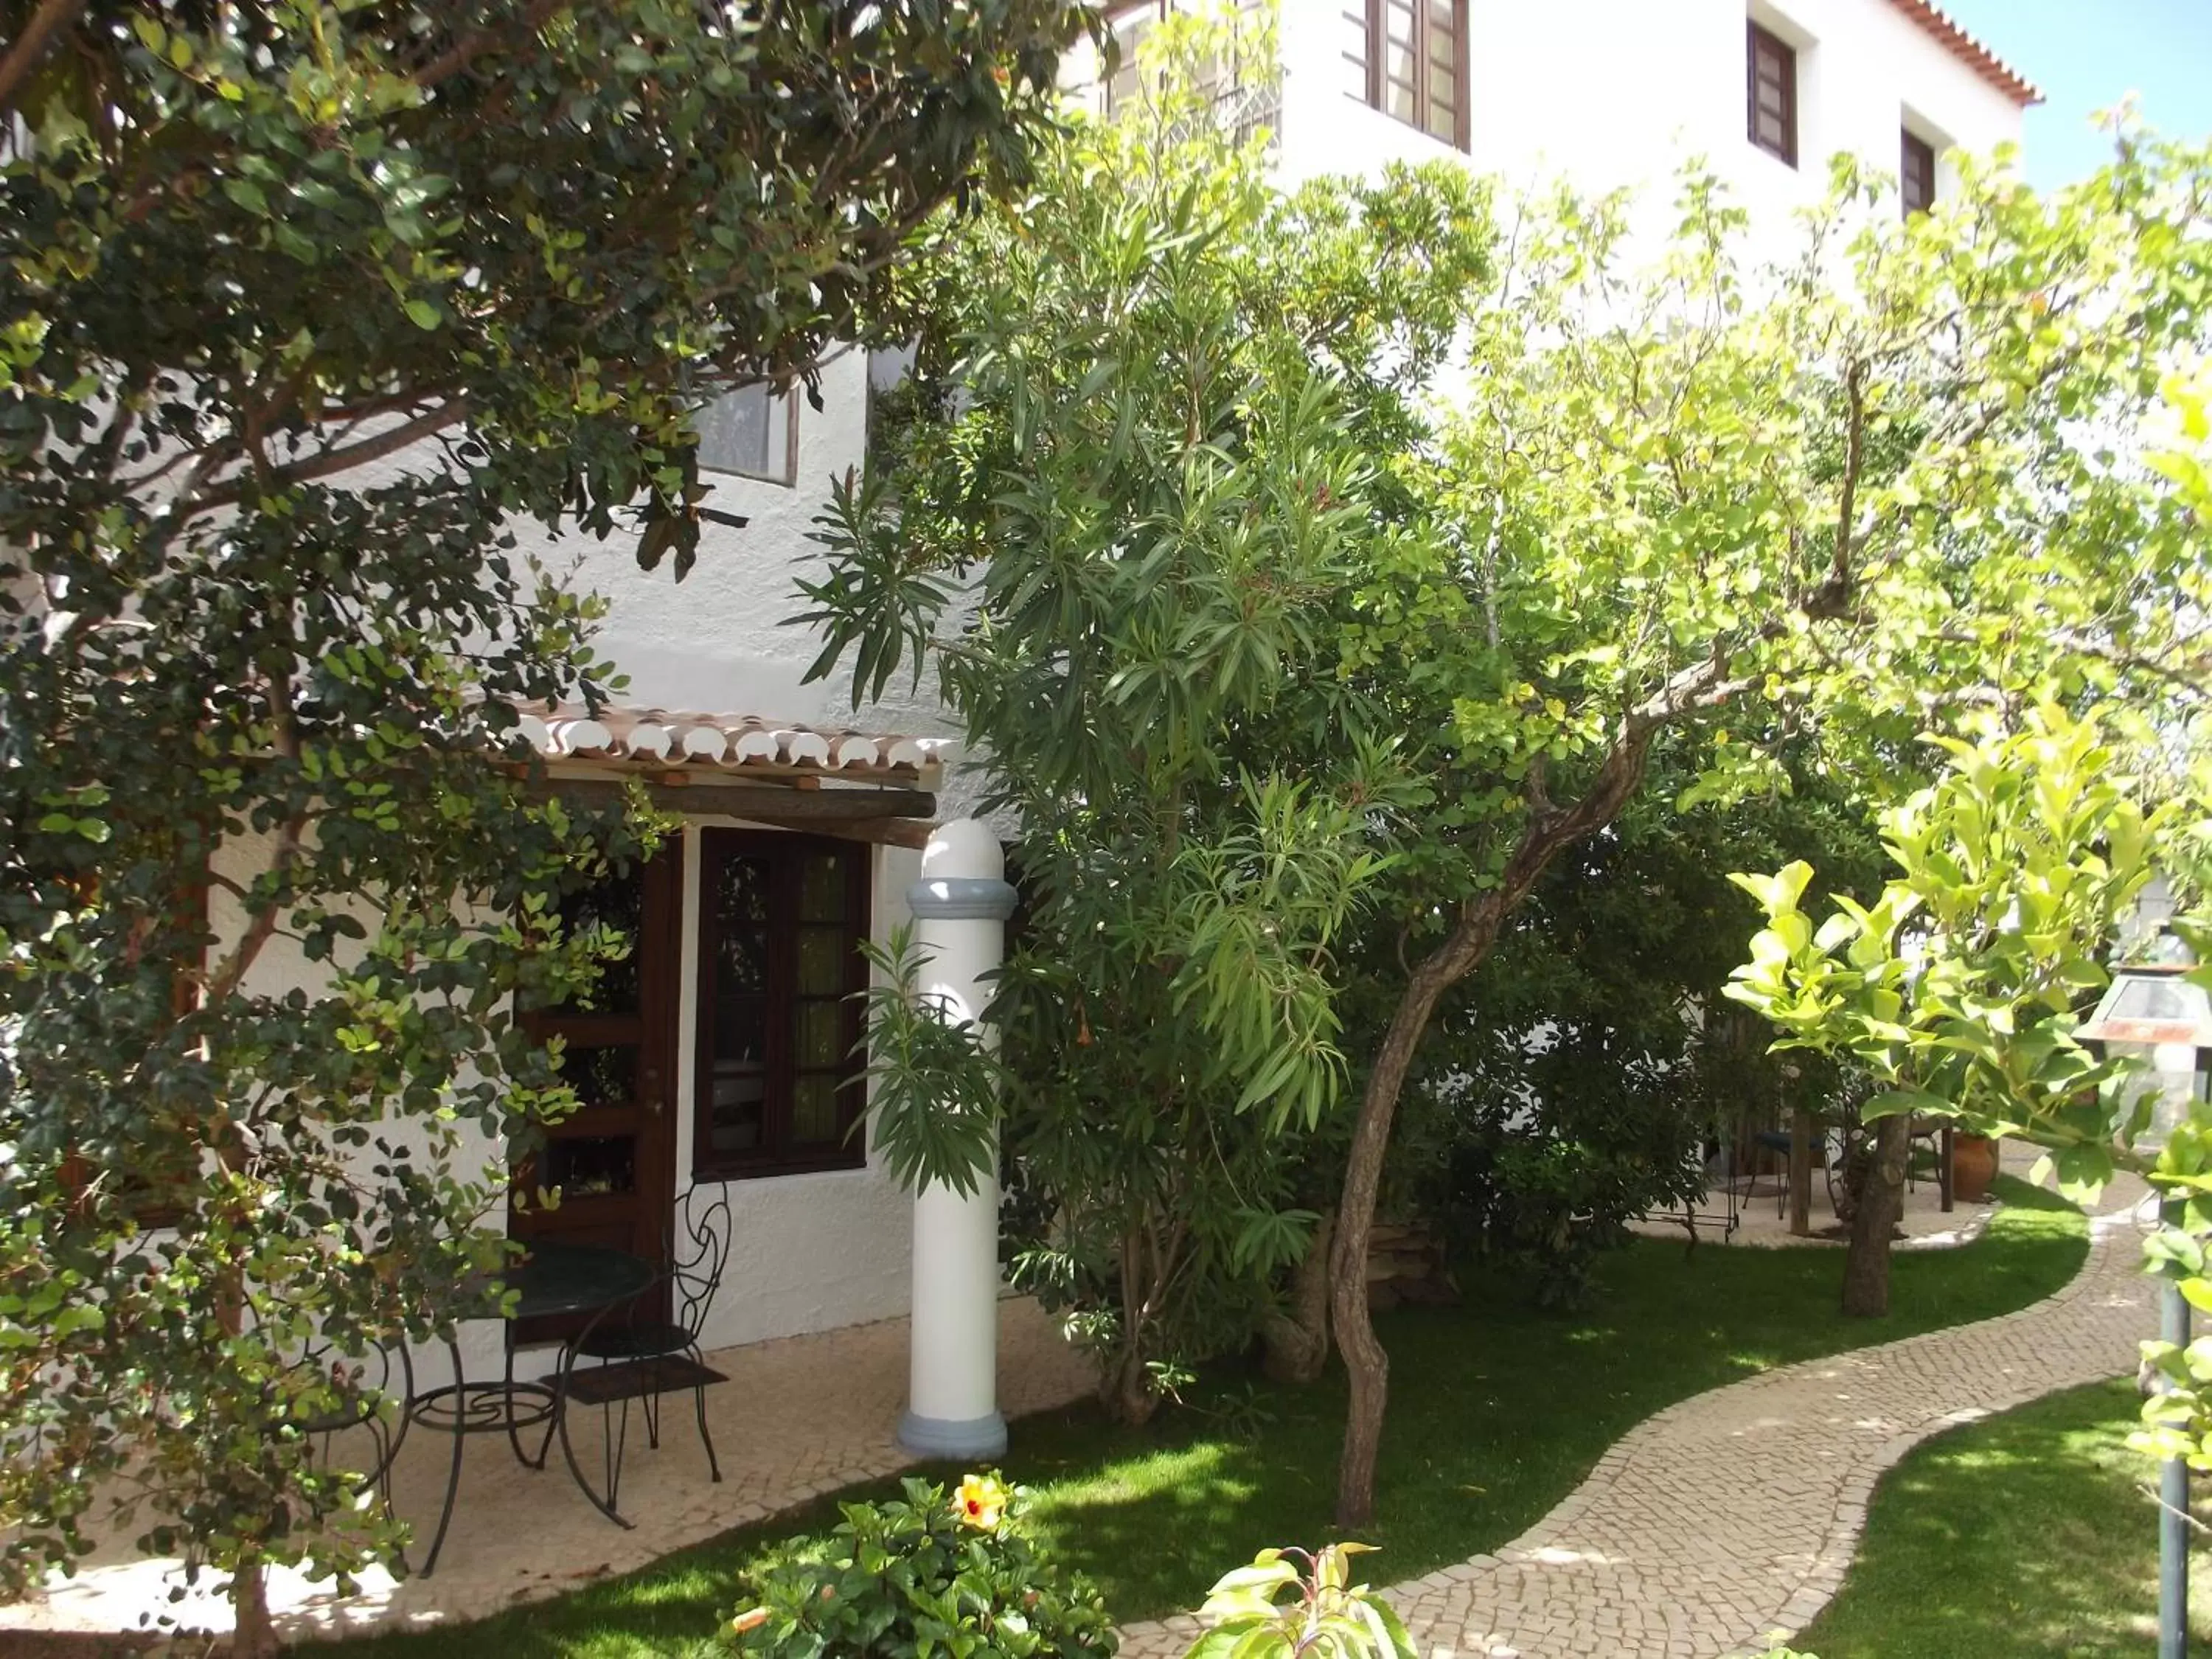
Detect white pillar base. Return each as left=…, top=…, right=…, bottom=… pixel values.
left=897, top=1408, right=1009, bottom=1460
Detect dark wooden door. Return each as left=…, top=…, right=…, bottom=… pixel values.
left=512, top=850, right=681, bottom=1285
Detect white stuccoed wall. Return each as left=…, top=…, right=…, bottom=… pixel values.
left=209, top=343, right=940, bottom=1371
left=208, top=823, right=927, bottom=1381
left=455, top=346, right=954, bottom=1361
left=669, top=830, right=926, bottom=1356
left=1070, top=1, right=2026, bottom=255
left=524, top=347, right=955, bottom=1361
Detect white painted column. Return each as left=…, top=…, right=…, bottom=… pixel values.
left=897, top=818, right=1015, bottom=1459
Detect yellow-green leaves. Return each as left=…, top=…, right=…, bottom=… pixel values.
left=1727, top=704, right=2193, bottom=1180
left=1184, top=1544, right=1413, bottom=1659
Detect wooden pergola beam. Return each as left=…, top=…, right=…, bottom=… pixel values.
left=547, top=776, right=936, bottom=832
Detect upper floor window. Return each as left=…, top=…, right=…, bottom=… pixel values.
left=696, top=383, right=796, bottom=484
left=1747, top=21, right=1797, bottom=167
left=1901, top=128, right=1936, bottom=215
left=1359, top=0, right=1468, bottom=152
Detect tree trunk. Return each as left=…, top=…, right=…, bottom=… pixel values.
left=231, top=1559, right=279, bottom=1658
left=1842, top=1113, right=1910, bottom=1316
left=1328, top=712, right=1673, bottom=1528
left=1100, top=1218, right=1164, bottom=1425
left=1098, top=1345, right=1161, bottom=1425
left=1332, top=944, right=1474, bottom=1527
left=1261, top=1211, right=1334, bottom=1384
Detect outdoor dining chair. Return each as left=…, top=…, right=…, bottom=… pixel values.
left=561, top=1182, right=733, bottom=1509
left=285, top=1329, right=413, bottom=1561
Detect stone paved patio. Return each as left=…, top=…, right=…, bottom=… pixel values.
left=1117, top=1175, right=2156, bottom=1659
left=6, top=1296, right=1095, bottom=1646
left=1627, top=1163, right=2000, bottom=1251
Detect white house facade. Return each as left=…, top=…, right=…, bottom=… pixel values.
left=227, top=0, right=2036, bottom=1452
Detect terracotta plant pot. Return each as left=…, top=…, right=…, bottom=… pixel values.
left=1950, top=1133, right=2000, bottom=1203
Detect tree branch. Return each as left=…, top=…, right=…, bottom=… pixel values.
left=1807, top=360, right=1866, bottom=619
left=188, top=402, right=471, bottom=513
left=411, top=0, right=564, bottom=90
left=201, top=684, right=307, bottom=1004
left=0, top=0, right=86, bottom=119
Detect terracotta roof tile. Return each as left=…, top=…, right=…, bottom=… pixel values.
left=516, top=703, right=946, bottom=782
left=1885, top=0, right=2040, bottom=107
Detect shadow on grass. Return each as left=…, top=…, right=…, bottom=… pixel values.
left=1796, top=1376, right=2212, bottom=1658
left=337, top=1173, right=2087, bottom=1658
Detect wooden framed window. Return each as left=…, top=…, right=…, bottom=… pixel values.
left=694, top=830, right=872, bottom=1179
left=1901, top=128, right=1936, bottom=216
left=1362, top=0, right=1468, bottom=152
left=1747, top=21, right=1797, bottom=167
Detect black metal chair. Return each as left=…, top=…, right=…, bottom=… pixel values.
left=285, top=1332, right=414, bottom=1562
left=563, top=1183, right=732, bottom=1509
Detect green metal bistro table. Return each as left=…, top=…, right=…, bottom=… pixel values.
left=406, top=1241, right=657, bottom=1575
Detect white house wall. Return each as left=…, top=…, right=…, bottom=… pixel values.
left=278, top=267, right=955, bottom=1368
left=1074, top=1, right=2025, bottom=251
left=207, top=815, right=928, bottom=1380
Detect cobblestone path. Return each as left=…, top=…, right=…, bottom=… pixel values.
left=1118, top=1179, right=2155, bottom=1659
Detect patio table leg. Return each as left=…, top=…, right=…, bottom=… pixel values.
left=419, top=1339, right=469, bottom=1579
left=506, top=1338, right=549, bottom=1471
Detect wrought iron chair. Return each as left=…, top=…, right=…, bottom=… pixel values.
left=285, top=1331, right=414, bottom=1563
left=563, top=1183, right=732, bottom=1508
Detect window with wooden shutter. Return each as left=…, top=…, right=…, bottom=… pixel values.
left=1901, top=128, right=1936, bottom=216
left=1747, top=21, right=1796, bottom=167
left=1362, top=0, right=1468, bottom=152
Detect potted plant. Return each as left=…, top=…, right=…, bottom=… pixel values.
left=1950, top=1132, right=2000, bottom=1203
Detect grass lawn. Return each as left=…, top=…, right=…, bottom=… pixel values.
left=1793, top=1375, right=2212, bottom=1658
left=339, top=1175, right=2086, bottom=1658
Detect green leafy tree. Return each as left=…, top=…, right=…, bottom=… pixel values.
left=809, top=11, right=2211, bottom=1527
left=1319, top=137, right=2212, bottom=1526
left=1725, top=702, right=2212, bottom=1422
left=0, top=1, right=1084, bottom=1646
left=803, top=4, right=1486, bottom=1422
left=1388, top=759, right=1888, bottom=1307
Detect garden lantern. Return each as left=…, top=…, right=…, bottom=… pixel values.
left=2077, top=957, right=2212, bottom=1659
left=2077, top=961, right=2212, bottom=1138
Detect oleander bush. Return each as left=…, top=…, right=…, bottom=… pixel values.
left=723, top=1474, right=1116, bottom=1658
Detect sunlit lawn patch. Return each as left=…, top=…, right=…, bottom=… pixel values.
left=1795, top=1374, right=2212, bottom=1657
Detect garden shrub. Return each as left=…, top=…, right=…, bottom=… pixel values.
left=723, top=1474, right=1116, bottom=1658
left=1433, top=1057, right=1706, bottom=1307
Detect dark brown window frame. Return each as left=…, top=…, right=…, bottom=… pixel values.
left=692, top=829, right=872, bottom=1180
left=1900, top=126, right=1936, bottom=216
left=1363, top=0, right=1470, bottom=153
left=1747, top=20, right=1798, bottom=168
